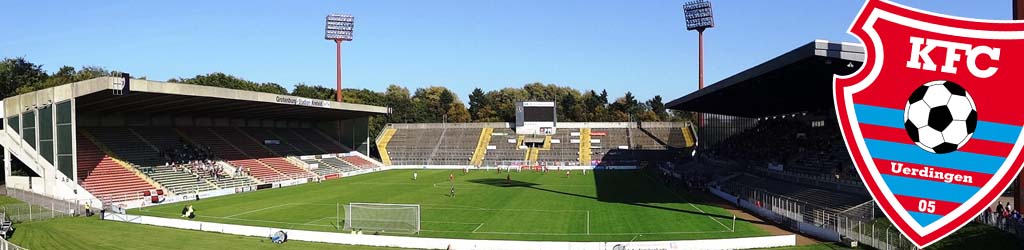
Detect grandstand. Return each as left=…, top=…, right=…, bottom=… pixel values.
left=1, top=76, right=388, bottom=207
left=665, top=40, right=958, bottom=248
left=376, top=122, right=695, bottom=167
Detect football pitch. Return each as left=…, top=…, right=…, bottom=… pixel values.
left=130, top=169, right=770, bottom=242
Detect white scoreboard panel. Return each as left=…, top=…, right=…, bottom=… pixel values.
left=516, top=101, right=556, bottom=135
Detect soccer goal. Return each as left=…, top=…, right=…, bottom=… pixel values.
left=342, top=203, right=421, bottom=233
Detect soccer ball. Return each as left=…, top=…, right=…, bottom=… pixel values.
left=903, top=80, right=978, bottom=154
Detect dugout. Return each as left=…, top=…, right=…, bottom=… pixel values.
left=0, top=76, right=388, bottom=200
left=666, top=40, right=865, bottom=147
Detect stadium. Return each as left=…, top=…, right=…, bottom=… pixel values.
left=2, top=1, right=1024, bottom=250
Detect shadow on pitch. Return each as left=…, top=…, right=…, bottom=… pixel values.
left=467, top=177, right=768, bottom=225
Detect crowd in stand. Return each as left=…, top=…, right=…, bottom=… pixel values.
left=979, top=201, right=1024, bottom=237
left=160, top=142, right=247, bottom=181
left=700, top=118, right=856, bottom=181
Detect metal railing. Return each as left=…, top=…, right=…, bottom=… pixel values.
left=836, top=216, right=917, bottom=250
left=719, top=181, right=923, bottom=250
left=0, top=237, right=27, bottom=250
left=2, top=187, right=85, bottom=222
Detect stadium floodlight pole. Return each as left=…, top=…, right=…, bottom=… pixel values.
left=683, top=0, right=714, bottom=127
left=325, top=14, right=354, bottom=103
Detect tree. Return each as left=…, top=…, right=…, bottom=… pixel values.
left=0, top=58, right=47, bottom=99
left=467, top=88, right=488, bottom=121
left=647, top=95, right=669, bottom=121
left=446, top=102, right=471, bottom=122
left=611, top=92, right=640, bottom=116
left=291, top=84, right=335, bottom=100
left=175, top=72, right=285, bottom=94
left=383, top=85, right=414, bottom=123
left=256, top=82, right=288, bottom=95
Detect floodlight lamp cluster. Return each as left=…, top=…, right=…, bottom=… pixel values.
left=325, top=14, right=354, bottom=41
left=682, top=0, right=714, bottom=31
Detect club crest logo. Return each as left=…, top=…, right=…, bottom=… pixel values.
left=835, top=0, right=1024, bottom=247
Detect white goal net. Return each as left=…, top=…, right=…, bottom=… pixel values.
left=343, top=203, right=420, bottom=233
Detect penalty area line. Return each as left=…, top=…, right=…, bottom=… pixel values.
left=224, top=203, right=295, bottom=218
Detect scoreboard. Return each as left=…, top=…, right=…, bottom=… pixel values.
left=515, top=101, right=556, bottom=135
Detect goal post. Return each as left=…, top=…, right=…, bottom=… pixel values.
left=343, top=202, right=421, bottom=233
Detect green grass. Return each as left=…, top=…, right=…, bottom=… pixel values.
left=131, top=169, right=768, bottom=242
left=0, top=196, right=25, bottom=206
left=9, top=217, right=407, bottom=250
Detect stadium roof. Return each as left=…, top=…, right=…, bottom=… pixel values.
left=666, top=40, right=865, bottom=118
left=14, top=77, right=389, bottom=120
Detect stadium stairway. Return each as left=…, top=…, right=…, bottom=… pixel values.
left=682, top=125, right=696, bottom=148
left=76, top=132, right=157, bottom=203
left=376, top=127, right=396, bottom=166
left=579, top=128, right=592, bottom=166
left=469, top=128, right=492, bottom=166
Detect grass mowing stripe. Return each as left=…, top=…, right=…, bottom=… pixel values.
left=131, top=169, right=767, bottom=241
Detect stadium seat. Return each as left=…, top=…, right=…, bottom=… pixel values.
left=76, top=133, right=156, bottom=203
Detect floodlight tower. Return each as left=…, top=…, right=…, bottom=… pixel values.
left=325, top=14, right=354, bottom=102
left=683, top=0, right=714, bottom=127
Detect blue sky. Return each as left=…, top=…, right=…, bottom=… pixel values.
left=0, top=1, right=1010, bottom=103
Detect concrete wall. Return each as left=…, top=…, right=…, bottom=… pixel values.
left=104, top=214, right=797, bottom=250
left=77, top=113, right=315, bottom=129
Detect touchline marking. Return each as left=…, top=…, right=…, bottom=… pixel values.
left=472, top=223, right=485, bottom=233
left=137, top=210, right=727, bottom=236
left=421, top=220, right=483, bottom=225
left=641, top=174, right=733, bottom=231
left=418, top=229, right=729, bottom=236
left=587, top=210, right=591, bottom=235
left=139, top=210, right=336, bottom=228
left=225, top=203, right=295, bottom=218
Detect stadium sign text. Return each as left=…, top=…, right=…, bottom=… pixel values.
left=275, top=96, right=330, bottom=108
left=834, top=0, right=1024, bottom=248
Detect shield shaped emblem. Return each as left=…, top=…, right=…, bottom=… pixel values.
left=835, top=0, right=1024, bottom=247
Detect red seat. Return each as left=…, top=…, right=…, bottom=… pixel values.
left=77, top=134, right=156, bottom=202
